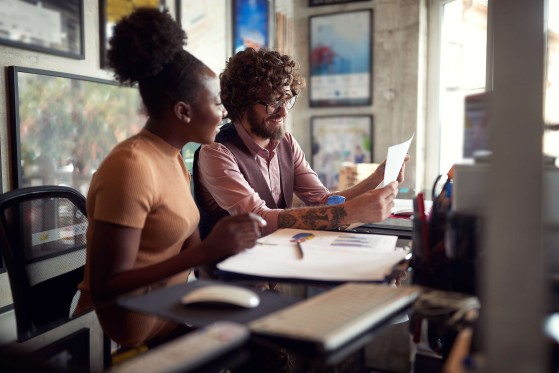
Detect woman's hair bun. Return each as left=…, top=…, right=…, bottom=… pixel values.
left=108, top=7, right=187, bottom=85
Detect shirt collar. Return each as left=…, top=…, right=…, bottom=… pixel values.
left=233, top=121, right=280, bottom=156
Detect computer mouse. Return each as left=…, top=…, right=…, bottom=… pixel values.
left=180, top=285, right=261, bottom=309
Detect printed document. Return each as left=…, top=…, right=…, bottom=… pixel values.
left=217, top=229, right=407, bottom=282
left=383, top=134, right=414, bottom=187
left=345, top=134, right=416, bottom=230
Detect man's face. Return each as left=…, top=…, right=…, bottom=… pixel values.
left=245, top=86, right=293, bottom=141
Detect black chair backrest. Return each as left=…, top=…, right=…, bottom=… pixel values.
left=0, top=186, right=88, bottom=341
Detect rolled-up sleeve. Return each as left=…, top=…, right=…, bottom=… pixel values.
left=197, top=143, right=281, bottom=235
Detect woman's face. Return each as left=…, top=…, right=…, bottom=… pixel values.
left=188, top=72, right=227, bottom=144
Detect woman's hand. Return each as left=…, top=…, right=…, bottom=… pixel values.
left=203, top=213, right=267, bottom=261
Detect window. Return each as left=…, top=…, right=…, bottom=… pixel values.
left=427, top=0, right=559, bottom=189
left=426, top=0, right=488, bottom=188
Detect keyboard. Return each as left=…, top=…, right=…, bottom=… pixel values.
left=248, top=283, right=420, bottom=352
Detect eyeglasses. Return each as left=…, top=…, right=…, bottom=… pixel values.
left=258, top=95, right=298, bottom=115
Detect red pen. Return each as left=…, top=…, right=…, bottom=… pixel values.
left=417, top=192, right=425, bottom=220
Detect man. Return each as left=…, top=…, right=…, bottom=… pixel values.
left=194, top=48, right=407, bottom=239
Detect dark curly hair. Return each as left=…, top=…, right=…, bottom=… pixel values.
left=108, top=8, right=208, bottom=120
left=220, top=48, right=305, bottom=122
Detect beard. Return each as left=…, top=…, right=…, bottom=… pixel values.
left=246, top=107, right=285, bottom=141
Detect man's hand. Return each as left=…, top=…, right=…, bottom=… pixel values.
left=347, top=181, right=398, bottom=223
left=374, top=153, right=410, bottom=185
left=397, top=154, right=410, bottom=183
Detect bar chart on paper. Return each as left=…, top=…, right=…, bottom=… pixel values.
left=217, top=229, right=407, bottom=282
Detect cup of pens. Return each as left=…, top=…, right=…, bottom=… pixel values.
left=411, top=215, right=439, bottom=288
left=444, top=212, right=482, bottom=295
left=410, top=191, right=451, bottom=290
left=411, top=216, right=428, bottom=263
left=411, top=192, right=434, bottom=264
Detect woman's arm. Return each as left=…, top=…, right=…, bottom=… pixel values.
left=89, top=214, right=265, bottom=302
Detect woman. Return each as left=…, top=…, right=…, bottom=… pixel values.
left=74, top=8, right=265, bottom=347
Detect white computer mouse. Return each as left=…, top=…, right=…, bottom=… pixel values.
left=180, top=285, right=261, bottom=309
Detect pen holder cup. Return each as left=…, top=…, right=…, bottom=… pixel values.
left=411, top=217, right=451, bottom=290
left=411, top=217, right=427, bottom=261
left=444, top=212, right=483, bottom=295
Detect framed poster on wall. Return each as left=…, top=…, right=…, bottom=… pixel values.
left=309, top=9, right=373, bottom=107
left=0, top=0, right=84, bottom=59
left=311, top=115, right=373, bottom=190
left=99, top=0, right=166, bottom=69
left=309, top=0, right=371, bottom=6
left=177, top=0, right=228, bottom=74
left=233, top=0, right=270, bottom=53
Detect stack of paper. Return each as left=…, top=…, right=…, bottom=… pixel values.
left=217, top=229, right=407, bottom=282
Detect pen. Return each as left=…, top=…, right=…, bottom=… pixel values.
left=256, top=241, right=278, bottom=246
left=296, top=241, right=304, bottom=260
left=417, top=192, right=425, bottom=221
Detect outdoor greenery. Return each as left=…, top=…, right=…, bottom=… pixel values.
left=17, top=72, right=146, bottom=192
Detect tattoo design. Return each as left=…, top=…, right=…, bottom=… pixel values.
left=300, top=209, right=330, bottom=229
left=278, top=206, right=348, bottom=230
left=278, top=213, right=297, bottom=227
left=331, top=206, right=348, bottom=227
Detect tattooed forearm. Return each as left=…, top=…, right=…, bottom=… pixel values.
left=331, top=206, right=348, bottom=227
left=278, top=205, right=348, bottom=230
left=301, top=209, right=330, bottom=229
left=278, top=213, right=297, bottom=227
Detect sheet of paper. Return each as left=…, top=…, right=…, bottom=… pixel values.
left=217, top=229, right=407, bottom=282
left=391, top=198, right=432, bottom=215
left=383, top=134, right=414, bottom=187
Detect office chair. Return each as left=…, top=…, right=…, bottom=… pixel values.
left=0, top=185, right=105, bottom=372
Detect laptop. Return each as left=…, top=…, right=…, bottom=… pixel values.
left=351, top=218, right=413, bottom=238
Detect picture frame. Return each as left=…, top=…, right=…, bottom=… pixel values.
left=309, top=9, right=373, bottom=107
left=311, top=115, right=374, bottom=190
left=309, top=0, right=371, bottom=6
left=233, top=0, right=271, bottom=53
left=0, top=0, right=84, bottom=59
left=7, top=66, right=147, bottom=194
left=275, top=10, right=293, bottom=55
left=177, top=0, right=228, bottom=74
left=99, top=0, right=166, bottom=69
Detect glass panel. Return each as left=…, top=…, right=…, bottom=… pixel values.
left=545, top=0, right=559, bottom=162
left=439, top=0, right=488, bottom=174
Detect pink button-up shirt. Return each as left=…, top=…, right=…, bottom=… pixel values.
left=196, top=122, right=330, bottom=235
